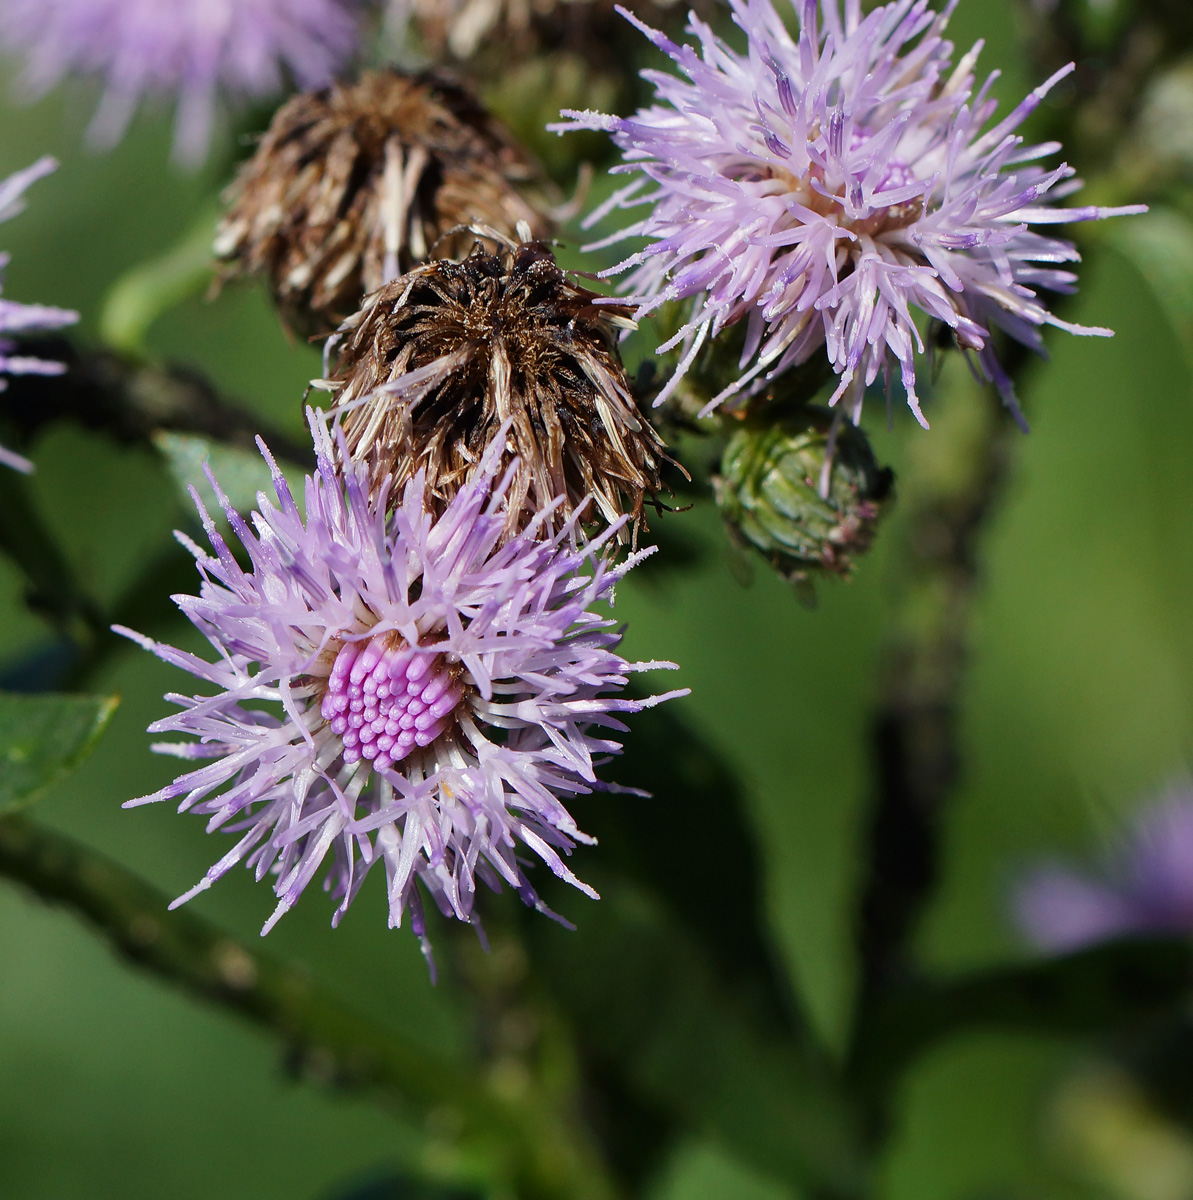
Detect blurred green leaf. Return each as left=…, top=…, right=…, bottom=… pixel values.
left=880, top=1031, right=1082, bottom=1200
left=529, top=706, right=821, bottom=1192
left=572, top=704, right=790, bottom=1016
left=99, top=204, right=220, bottom=357
left=1108, top=209, right=1193, bottom=371
left=645, top=1141, right=796, bottom=1200
left=316, top=1171, right=482, bottom=1200
left=153, top=430, right=302, bottom=520
left=0, top=692, right=119, bottom=816
left=529, top=881, right=865, bottom=1198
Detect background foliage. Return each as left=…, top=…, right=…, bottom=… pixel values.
left=4, top=1, right=1193, bottom=1198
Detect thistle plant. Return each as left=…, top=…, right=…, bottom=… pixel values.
left=2, top=1, right=1192, bottom=1199
left=556, top=0, right=1145, bottom=421
left=118, top=414, right=682, bottom=950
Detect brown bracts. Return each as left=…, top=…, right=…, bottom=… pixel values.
left=316, top=239, right=676, bottom=541
left=214, top=69, right=553, bottom=338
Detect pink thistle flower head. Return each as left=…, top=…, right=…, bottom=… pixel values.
left=117, top=413, right=684, bottom=963
left=0, top=157, right=78, bottom=472
left=0, top=0, right=364, bottom=167
left=1014, top=785, right=1193, bottom=954
left=555, top=0, right=1145, bottom=425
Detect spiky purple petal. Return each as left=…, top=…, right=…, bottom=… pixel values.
left=1014, top=787, right=1193, bottom=953
left=556, top=0, right=1144, bottom=424
left=119, top=414, right=684, bottom=955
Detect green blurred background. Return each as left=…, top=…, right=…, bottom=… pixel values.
left=4, top=0, right=1193, bottom=1197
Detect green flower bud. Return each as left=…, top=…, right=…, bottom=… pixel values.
left=715, top=408, right=893, bottom=585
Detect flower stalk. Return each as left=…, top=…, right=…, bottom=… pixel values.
left=849, top=378, right=1020, bottom=1138
left=0, top=811, right=619, bottom=1200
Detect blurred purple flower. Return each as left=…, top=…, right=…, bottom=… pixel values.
left=0, top=0, right=363, bottom=166
left=0, top=157, right=78, bottom=473
left=555, top=0, right=1144, bottom=422
left=1014, top=787, right=1193, bottom=953
left=117, top=415, right=683, bottom=957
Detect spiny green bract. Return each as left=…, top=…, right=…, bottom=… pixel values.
left=715, top=408, right=893, bottom=587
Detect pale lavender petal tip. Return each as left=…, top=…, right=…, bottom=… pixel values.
left=0, top=158, right=78, bottom=471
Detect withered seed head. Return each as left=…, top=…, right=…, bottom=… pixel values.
left=213, top=68, right=554, bottom=339
left=318, top=239, right=677, bottom=540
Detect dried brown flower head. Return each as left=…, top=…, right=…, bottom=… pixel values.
left=318, top=238, right=676, bottom=540
left=213, top=68, right=553, bottom=338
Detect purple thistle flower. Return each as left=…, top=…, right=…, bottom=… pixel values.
left=555, top=0, right=1145, bottom=424
left=0, top=157, right=78, bottom=473
left=116, top=413, right=684, bottom=958
left=1013, top=786, right=1193, bottom=953
left=0, top=0, right=364, bottom=167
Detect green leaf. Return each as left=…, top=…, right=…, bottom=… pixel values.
left=529, top=881, right=866, bottom=1198
left=1108, top=208, right=1193, bottom=371
left=316, top=1172, right=483, bottom=1200
left=153, top=430, right=303, bottom=521
left=99, top=203, right=219, bottom=356
left=536, top=706, right=863, bottom=1194
left=0, top=693, right=120, bottom=816
left=573, top=704, right=790, bottom=1017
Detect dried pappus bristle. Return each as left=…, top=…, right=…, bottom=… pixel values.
left=214, top=68, right=554, bottom=338
left=321, top=239, right=677, bottom=540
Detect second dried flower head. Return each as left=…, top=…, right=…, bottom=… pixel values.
left=216, top=68, right=554, bottom=337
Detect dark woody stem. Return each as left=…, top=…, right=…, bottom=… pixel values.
left=850, top=378, right=1020, bottom=1125
left=0, top=336, right=315, bottom=468
left=0, top=339, right=315, bottom=690
left=0, top=813, right=619, bottom=1200
left=0, top=469, right=106, bottom=654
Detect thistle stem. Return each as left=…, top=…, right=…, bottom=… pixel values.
left=0, top=338, right=314, bottom=468
left=0, top=813, right=618, bottom=1200
left=0, top=469, right=106, bottom=654
left=850, top=382, right=1019, bottom=1126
